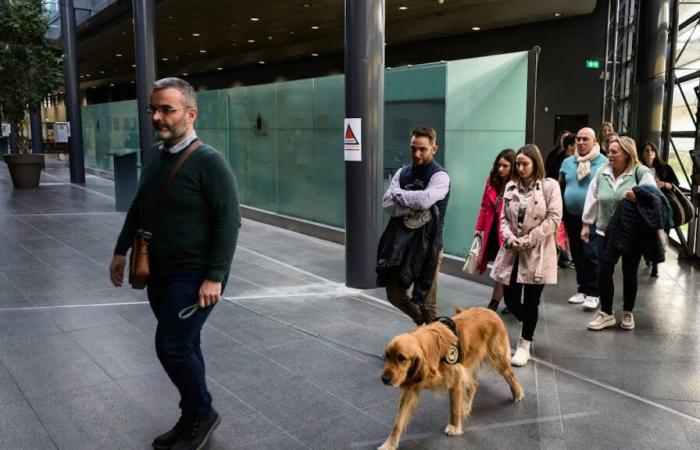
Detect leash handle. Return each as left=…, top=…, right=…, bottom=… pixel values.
left=178, top=303, right=199, bottom=320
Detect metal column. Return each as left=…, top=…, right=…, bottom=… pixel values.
left=633, top=0, right=669, bottom=147
left=344, top=0, right=385, bottom=288
left=29, top=105, right=43, bottom=154
left=132, top=0, right=157, bottom=161
left=59, top=0, right=86, bottom=183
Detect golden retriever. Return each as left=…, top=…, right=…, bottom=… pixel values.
left=378, top=306, right=524, bottom=450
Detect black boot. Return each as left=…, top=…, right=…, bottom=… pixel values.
left=487, top=299, right=499, bottom=311
left=650, top=264, right=659, bottom=278
left=171, top=408, right=221, bottom=450
left=152, top=416, right=185, bottom=449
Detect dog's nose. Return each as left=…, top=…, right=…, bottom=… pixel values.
left=381, top=375, right=390, bottom=385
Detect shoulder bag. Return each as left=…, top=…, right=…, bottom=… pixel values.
left=129, top=140, right=201, bottom=289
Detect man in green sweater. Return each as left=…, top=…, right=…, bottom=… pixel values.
left=109, top=78, right=240, bottom=450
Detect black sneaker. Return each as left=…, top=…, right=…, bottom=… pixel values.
left=152, top=416, right=185, bottom=449
left=171, top=408, right=221, bottom=450
left=650, top=265, right=659, bottom=278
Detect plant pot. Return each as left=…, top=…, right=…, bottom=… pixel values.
left=3, top=154, right=44, bottom=188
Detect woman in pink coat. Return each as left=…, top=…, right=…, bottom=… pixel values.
left=490, top=145, right=562, bottom=367
left=474, top=149, right=516, bottom=312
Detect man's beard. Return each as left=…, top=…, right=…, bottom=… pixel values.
left=155, top=121, right=187, bottom=145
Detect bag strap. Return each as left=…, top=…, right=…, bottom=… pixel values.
left=146, top=139, right=202, bottom=232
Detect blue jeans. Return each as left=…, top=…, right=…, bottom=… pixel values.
left=563, top=211, right=599, bottom=297
left=147, top=269, right=228, bottom=418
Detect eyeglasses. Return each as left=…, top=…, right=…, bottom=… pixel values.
left=146, top=105, right=189, bottom=115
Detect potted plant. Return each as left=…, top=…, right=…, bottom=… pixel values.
left=0, top=0, right=62, bottom=188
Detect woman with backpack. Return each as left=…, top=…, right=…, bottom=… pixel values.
left=581, top=136, right=656, bottom=331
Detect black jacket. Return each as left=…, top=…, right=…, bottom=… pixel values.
left=376, top=205, right=440, bottom=305
left=601, top=187, right=666, bottom=266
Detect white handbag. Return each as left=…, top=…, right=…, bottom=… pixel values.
left=462, top=236, right=482, bottom=274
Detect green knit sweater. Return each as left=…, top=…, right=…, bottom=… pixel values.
left=115, top=142, right=241, bottom=282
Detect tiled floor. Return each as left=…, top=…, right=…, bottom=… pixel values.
left=0, top=161, right=699, bottom=449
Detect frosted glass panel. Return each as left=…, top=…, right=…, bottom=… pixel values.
left=443, top=51, right=529, bottom=257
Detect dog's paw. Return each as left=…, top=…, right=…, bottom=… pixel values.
left=513, top=386, right=525, bottom=402
left=444, top=424, right=463, bottom=436
left=378, top=441, right=396, bottom=450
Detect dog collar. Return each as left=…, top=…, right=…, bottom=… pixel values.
left=437, top=317, right=460, bottom=365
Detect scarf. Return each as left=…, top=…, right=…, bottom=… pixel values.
left=576, top=143, right=601, bottom=181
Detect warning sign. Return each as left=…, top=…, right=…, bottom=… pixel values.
left=344, top=118, right=361, bottom=161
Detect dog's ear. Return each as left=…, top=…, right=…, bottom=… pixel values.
left=454, top=306, right=465, bottom=313
left=407, top=355, right=425, bottom=383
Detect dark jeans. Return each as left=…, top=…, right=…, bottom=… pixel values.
left=563, top=211, right=599, bottom=297
left=597, top=234, right=643, bottom=315
left=147, top=269, right=228, bottom=418
left=503, top=258, right=545, bottom=342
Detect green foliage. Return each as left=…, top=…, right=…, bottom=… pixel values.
left=0, top=0, right=62, bottom=152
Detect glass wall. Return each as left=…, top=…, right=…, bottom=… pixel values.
left=81, top=51, right=530, bottom=258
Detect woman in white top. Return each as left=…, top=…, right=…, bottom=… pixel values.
left=581, top=136, right=655, bottom=331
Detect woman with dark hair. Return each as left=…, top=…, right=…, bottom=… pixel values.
left=491, top=145, right=562, bottom=366
left=641, top=141, right=679, bottom=277
left=474, top=149, right=516, bottom=312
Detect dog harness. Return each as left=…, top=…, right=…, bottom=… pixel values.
left=437, top=317, right=461, bottom=364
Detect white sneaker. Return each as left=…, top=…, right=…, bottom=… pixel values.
left=587, top=311, right=616, bottom=330
left=511, top=338, right=531, bottom=367
left=582, top=296, right=600, bottom=311
left=621, top=311, right=635, bottom=330
left=567, top=293, right=586, bottom=304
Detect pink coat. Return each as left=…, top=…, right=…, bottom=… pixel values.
left=490, top=178, right=562, bottom=285
left=475, top=177, right=503, bottom=274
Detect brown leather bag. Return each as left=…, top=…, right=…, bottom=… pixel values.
left=129, top=140, right=201, bottom=289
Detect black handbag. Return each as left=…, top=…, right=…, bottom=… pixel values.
left=664, top=184, right=695, bottom=227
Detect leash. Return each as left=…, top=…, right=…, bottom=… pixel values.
left=178, top=303, right=199, bottom=319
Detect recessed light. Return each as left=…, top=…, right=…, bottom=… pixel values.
left=311, top=25, right=319, bottom=30
left=199, top=50, right=206, bottom=53
left=554, top=12, right=562, bottom=17
left=289, top=31, right=295, bottom=34
left=192, top=33, right=200, bottom=37
left=86, top=74, right=91, bottom=77
left=229, top=23, right=236, bottom=27
left=268, top=36, right=273, bottom=40
left=100, top=70, right=104, bottom=74
left=304, top=3, right=310, bottom=7
left=132, top=64, right=136, bottom=68
left=162, top=57, right=168, bottom=61
left=80, top=75, right=84, bottom=78
left=399, top=6, right=407, bottom=10
left=231, top=43, right=237, bottom=46
left=312, top=53, right=318, bottom=57
left=259, top=61, right=265, bottom=64
left=178, top=36, right=184, bottom=41
left=217, top=67, right=223, bottom=70
left=248, top=39, right=255, bottom=43
left=168, top=16, right=173, bottom=20
left=130, top=80, right=135, bottom=83
left=115, top=53, right=122, bottom=57
left=472, top=26, right=481, bottom=31
left=250, top=17, right=259, bottom=21
left=182, top=72, right=188, bottom=76
left=109, top=83, right=114, bottom=87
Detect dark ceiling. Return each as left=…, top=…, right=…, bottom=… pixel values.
left=57, top=0, right=597, bottom=89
